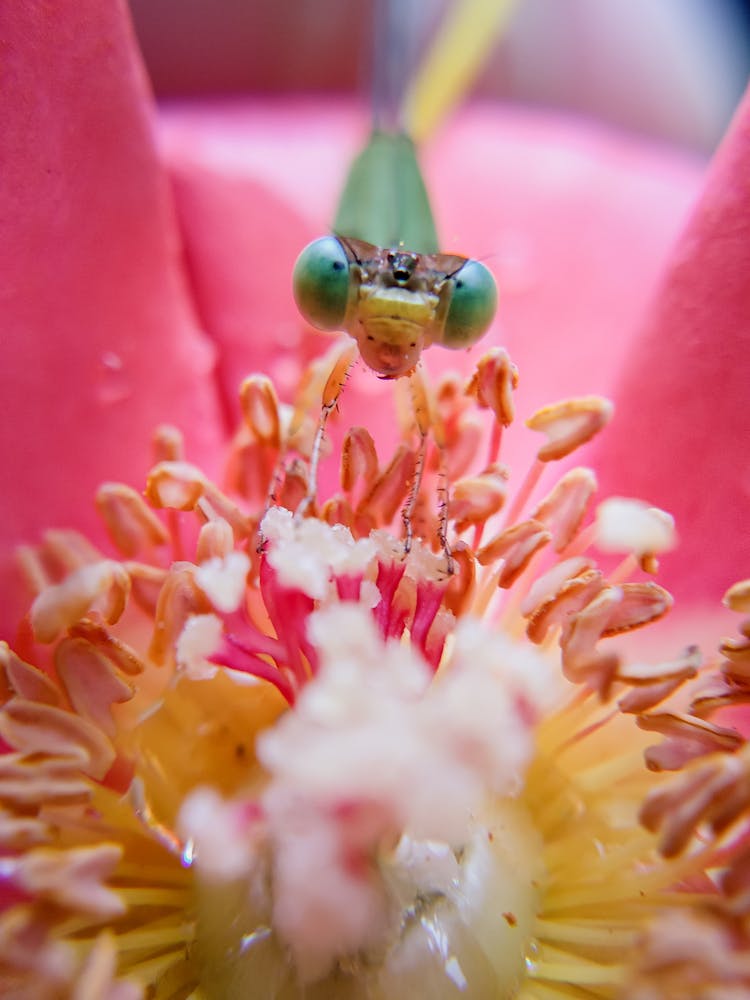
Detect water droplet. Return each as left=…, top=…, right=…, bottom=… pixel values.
left=240, top=926, right=272, bottom=953
left=96, top=351, right=132, bottom=405
left=101, top=351, right=122, bottom=369
left=181, top=837, right=195, bottom=868
left=444, top=955, right=468, bottom=990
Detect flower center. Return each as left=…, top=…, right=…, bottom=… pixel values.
left=191, top=797, right=542, bottom=998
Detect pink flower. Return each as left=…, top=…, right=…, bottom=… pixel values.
left=2, top=1, right=747, bottom=644
left=1, top=7, right=749, bottom=992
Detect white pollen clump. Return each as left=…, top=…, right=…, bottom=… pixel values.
left=451, top=618, right=559, bottom=717
left=595, top=497, right=676, bottom=556
left=261, top=507, right=377, bottom=600
left=175, top=614, right=224, bottom=680
left=432, top=620, right=559, bottom=794
left=195, top=551, right=250, bottom=612
left=255, top=603, right=544, bottom=981
left=359, top=578, right=381, bottom=609
left=260, top=505, right=296, bottom=544
left=402, top=539, right=446, bottom=582
left=178, top=787, right=255, bottom=880
left=370, top=530, right=444, bottom=583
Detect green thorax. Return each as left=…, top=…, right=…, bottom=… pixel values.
left=332, top=130, right=439, bottom=255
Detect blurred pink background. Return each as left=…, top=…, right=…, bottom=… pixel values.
left=128, top=0, right=750, bottom=150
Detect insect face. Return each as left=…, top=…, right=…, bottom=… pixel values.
left=292, top=236, right=497, bottom=377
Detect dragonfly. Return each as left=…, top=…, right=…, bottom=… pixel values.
left=288, top=0, right=502, bottom=567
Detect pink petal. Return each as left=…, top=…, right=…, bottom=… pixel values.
left=594, top=85, right=750, bottom=606
left=167, top=161, right=319, bottom=415
left=0, top=1, right=224, bottom=639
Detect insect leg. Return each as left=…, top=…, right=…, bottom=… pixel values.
left=297, top=341, right=359, bottom=519
left=402, top=367, right=454, bottom=573
left=256, top=454, right=288, bottom=552
left=436, top=443, right=454, bottom=575
left=401, top=423, right=428, bottom=555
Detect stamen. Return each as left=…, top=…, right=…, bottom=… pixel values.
left=596, top=498, right=676, bottom=576
left=373, top=558, right=408, bottom=639
left=152, top=424, right=185, bottom=462
left=68, top=619, right=145, bottom=677
left=0, top=752, right=91, bottom=808
left=452, top=465, right=508, bottom=534
left=341, top=425, right=379, bottom=497
left=55, top=635, right=134, bottom=736
left=148, top=564, right=210, bottom=666
left=196, top=517, right=235, bottom=563
left=30, top=561, right=131, bottom=643
left=146, top=461, right=207, bottom=511
left=360, top=444, right=415, bottom=524
left=530, top=468, right=597, bottom=552
left=637, top=712, right=744, bottom=772
left=526, top=396, right=613, bottom=462
left=477, top=519, right=551, bottom=588
left=608, top=553, right=640, bottom=585
left=321, top=495, right=355, bottom=531
left=726, top=581, right=750, bottom=614
left=43, top=528, right=104, bottom=574
left=466, top=347, right=518, bottom=430
left=501, top=458, right=546, bottom=528
left=240, top=375, right=282, bottom=448
left=640, top=746, right=750, bottom=856
left=617, top=647, right=701, bottom=714
left=0, top=699, right=115, bottom=779
left=0, top=643, right=63, bottom=704
left=410, top=581, right=447, bottom=666
left=7, top=844, right=125, bottom=917
left=110, top=919, right=192, bottom=952
left=521, top=572, right=604, bottom=643
left=95, top=482, right=170, bottom=558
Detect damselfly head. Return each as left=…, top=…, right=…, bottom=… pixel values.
left=292, top=235, right=498, bottom=378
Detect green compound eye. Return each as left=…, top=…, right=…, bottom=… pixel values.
left=442, top=259, right=498, bottom=349
left=292, top=236, right=351, bottom=331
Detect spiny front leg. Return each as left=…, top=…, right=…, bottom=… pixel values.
left=435, top=443, right=454, bottom=575
left=401, top=424, right=428, bottom=557
left=401, top=366, right=454, bottom=574
left=296, top=341, right=359, bottom=520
